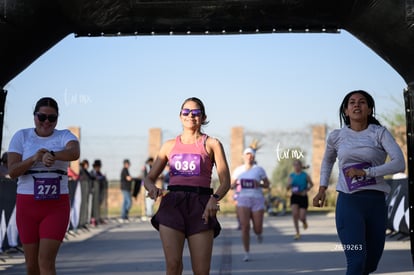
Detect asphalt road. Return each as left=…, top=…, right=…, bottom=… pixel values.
left=1, top=213, right=412, bottom=274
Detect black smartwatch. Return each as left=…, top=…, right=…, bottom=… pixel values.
left=50, top=150, right=55, bottom=156
left=212, top=193, right=220, bottom=200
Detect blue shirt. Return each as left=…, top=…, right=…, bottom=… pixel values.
left=289, top=172, right=308, bottom=192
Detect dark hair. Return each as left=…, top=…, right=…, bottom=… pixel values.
left=293, top=159, right=302, bottom=166
left=81, top=159, right=89, bottom=167
left=293, top=159, right=309, bottom=169
left=33, top=97, right=59, bottom=115
left=146, top=157, right=154, bottom=164
left=180, top=97, right=209, bottom=125
left=339, top=90, right=381, bottom=127
left=93, top=159, right=102, bottom=167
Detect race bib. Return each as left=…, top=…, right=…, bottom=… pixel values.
left=170, top=154, right=201, bottom=176
left=291, top=185, right=300, bottom=192
left=240, top=179, right=256, bottom=189
left=343, top=162, right=376, bottom=191
left=34, top=177, right=61, bottom=200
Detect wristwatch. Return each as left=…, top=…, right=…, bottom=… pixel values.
left=211, top=193, right=220, bottom=200
left=50, top=150, right=55, bottom=156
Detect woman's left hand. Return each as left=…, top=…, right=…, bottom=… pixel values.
left=345, top=167, right=365, bottom=178
left=202, top=197, right=220, bottom=224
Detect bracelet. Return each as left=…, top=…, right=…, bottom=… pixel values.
left=50, top=150, right=55, bottom=157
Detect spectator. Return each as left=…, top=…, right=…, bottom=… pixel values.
left=90, top=159, right=107, bottom=225
left=142, top=157, right=154, bottom=219
left=120, top=159, right=133, bottom=221
left=79, top=159, right=94, bottom=228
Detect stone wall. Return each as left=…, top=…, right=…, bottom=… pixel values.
left=230, top=126, right=244, bottom=172
left=68, top=126, right=80, bottom=175
left=311, top=125, right=326, bottom=187
left=148, top=128, right=162, bottom=159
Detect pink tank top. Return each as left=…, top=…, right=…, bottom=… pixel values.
left=168, top=134, right=213, bottom=188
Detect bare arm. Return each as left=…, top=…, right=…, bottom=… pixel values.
left=8, top=140, right=80, bottom=179
left=260, top=177, right=270, bottom=188
left=209, top=137, right=231, bottom=199
left=41, top=140, right=80, bottom=168
left=313, top=186, right=327, bottom=207
left=8, top=149, right=47, bottom=179
left=230, top=169, right=239, bottom=189
left=52, top=140, right=80, bottom=162
left=144, top=140, right=173, bottom=199
left=202, top=137, right=231, bottom=224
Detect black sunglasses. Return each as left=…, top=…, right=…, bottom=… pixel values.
left=181, top=108, right=202, bottom=117
left=35, top=112, right=58, bottom=122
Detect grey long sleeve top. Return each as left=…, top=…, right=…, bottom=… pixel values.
left=320, top=124, right=405, bottom=194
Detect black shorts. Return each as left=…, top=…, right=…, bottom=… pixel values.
left=151, top=190, right=221, bottom=238
left=290, top=194, right=309, bottom=209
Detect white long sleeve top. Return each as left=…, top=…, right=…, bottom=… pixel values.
left=320, top=124, right=405, bottom=194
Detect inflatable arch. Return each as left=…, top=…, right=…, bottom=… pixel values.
left=1, top=0, right=414, bottom=262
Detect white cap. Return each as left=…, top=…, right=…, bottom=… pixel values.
left=243, top=147, right=256, bottom=157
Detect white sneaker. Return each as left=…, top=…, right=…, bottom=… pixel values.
left=243, top=253, right=250, bottom=262
left=256, top=234, right=263, bottom=243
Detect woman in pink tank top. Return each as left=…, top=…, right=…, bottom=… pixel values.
left=144, top=97, right=230, bottom=275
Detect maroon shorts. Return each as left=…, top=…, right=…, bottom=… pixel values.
left=151, top=191, right=221, bottom=238
left=16, top=194, right=70, bottom=244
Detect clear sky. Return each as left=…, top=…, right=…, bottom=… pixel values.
left=2, top=30, right=407, bottom=180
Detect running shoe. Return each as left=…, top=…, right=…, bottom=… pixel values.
left=303, top=221, right=308, bottom=230
left=243, top=253, right=250, bottom=262
left=256, top=234, right=263, bottom=243
left=294, top=233, right=301, bottom=240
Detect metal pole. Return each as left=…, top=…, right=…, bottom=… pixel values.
left=403, top=85, right=414, bottom=265
left=0, top=89, right=7, bottom=152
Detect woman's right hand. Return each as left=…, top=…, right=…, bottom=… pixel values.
left=312, top=187, right=327, bottom=207
left=145, top=182, right=162, bottom=200
left=33, top=149, right=48, bottom=165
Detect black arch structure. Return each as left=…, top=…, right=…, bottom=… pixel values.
left=1, top=0, right=414, bottom=263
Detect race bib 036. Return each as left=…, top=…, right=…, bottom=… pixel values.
left=170, top=154, right=201, bottom=177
